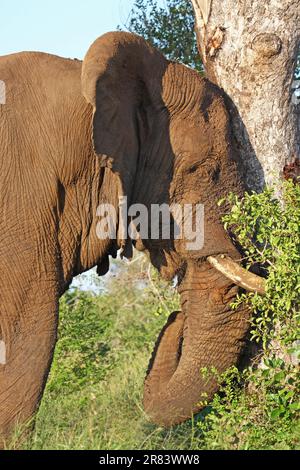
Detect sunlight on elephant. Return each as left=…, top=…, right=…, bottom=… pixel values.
left=0, top=32, right=264, bottom=444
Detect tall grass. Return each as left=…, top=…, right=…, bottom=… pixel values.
left=17, top=259, right=197, bottom=450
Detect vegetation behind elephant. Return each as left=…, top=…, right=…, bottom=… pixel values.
left=0, top=32, right=258, bottom=444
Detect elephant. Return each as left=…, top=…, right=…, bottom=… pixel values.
left=0, top=31, right=264, bottom=443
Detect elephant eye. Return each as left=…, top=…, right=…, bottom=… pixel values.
left=187, top=163, right=200, bottom=174
left=175, top=153, right=204, bottom=176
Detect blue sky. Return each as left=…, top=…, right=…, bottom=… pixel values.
left=0, top=0, right=164, bottom=58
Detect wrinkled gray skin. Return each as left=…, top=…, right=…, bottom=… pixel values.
left=0, top=32, right=250, bottom=443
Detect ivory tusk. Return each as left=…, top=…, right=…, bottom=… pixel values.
left=207, top=254, right=266, bottom=295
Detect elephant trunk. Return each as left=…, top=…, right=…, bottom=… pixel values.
left=143, top=260, right=251, bottom=426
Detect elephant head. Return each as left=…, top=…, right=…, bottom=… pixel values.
left=81, top=32, right=264, bottom=426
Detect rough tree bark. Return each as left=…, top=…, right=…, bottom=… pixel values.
left=190, top=0, right=300, bottom=191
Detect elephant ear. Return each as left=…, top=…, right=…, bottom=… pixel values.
left=81, top=32, right=168, bottom=255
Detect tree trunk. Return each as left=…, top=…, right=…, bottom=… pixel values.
left=190, top=0, right=300, bottom=191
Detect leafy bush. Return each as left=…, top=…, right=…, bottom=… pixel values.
left=195, top=363, right=299, bottom=449
left=221, top=180, right=299, bottom=352
left=48, top=290, right=115, bottom=394
left=196, top=181, right=300, bottom=449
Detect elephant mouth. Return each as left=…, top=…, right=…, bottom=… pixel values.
left=143, top=254, right=265, bottom=426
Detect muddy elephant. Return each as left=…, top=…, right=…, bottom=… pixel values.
left=0, top=32, right=263, bottom=443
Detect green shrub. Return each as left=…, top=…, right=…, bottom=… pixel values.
left=195, top=181, right=300, bottom=449
left=220, top=180, right=300, bottom=351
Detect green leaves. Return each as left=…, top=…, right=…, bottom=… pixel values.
left=194, top=182, right=300, bottom=448
left=221, top=181, right=300, bottom=351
